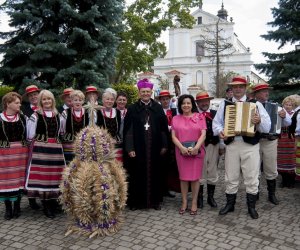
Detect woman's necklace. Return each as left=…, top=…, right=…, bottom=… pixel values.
left=43, top=110, right=54, bottom=118
left=102, top=108, right=113, bottom=118
left=3, top=112, right=18, bottom=122
left=72, top=108, right=83, bottom=122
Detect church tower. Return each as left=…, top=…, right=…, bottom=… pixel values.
left=217, top=1, right=228, bottom=21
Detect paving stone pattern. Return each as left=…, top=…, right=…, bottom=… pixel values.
left=0, top=163, right=299, bottom=250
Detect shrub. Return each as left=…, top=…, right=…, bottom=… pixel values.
left=112, top=83, right=139, bottom=105
left=0, top=85, right=14, bottom=98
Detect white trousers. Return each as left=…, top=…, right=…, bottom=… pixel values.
left=225, top=141, right=260, bottom=195
left=200, top=144, right=219, bottom=185
left=259, top=139, right=278, bottom=180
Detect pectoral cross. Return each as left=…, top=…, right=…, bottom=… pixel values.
left=144, top=122, right=150, bottom=131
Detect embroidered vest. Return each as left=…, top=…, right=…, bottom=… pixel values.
left=0, top=114, right=27, bottom=148
left=35, top=113, right=61, bottom=142
left=62, top=108, right=89, bottom=142
left=204, top=110, right=219, bottom=146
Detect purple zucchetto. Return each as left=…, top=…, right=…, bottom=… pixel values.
left=137, top=79, right=154, bottom=90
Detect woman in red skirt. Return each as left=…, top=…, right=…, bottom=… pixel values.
left=277, top=96, right=296, bottom=188
left=26, top=90, right=65, bottom=218
left=0, top=92, right=28, bottom=220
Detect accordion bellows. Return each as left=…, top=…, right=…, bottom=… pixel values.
left=224, top=102, right=257, bottom=137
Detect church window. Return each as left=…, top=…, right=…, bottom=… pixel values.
left=197, top=17, right=202, bottom=25
left=196, top=41, right=205, bottom=56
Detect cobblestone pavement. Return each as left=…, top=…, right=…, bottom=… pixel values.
left=0, top=164, right=300, bottom=250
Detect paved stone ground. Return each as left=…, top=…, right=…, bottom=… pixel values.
left=0, top=162, right=300, bottom=250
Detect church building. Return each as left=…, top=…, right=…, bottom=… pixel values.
left=151, top=2, right=257, bottom=97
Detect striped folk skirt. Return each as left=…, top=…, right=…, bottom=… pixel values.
left=295, top=137, right=300, bottom=176
left=62, top=142, right=75, bottom=165
left=0, top=142, right=28, bottom=201
left=25, top=139, right=66, bottom=198
left=277, top=130, right=296, bottom=174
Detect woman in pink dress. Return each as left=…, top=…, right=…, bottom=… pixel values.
left=171, top=94, right=206, bottom=215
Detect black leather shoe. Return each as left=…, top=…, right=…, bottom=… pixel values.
left=4, top=201, right=13, bottom=220
left=13, top=197, right=21, bottom=218
left=197, top=185, right=204, bottom=209
left=29, top=198, right=40, bottom=210
left=247, top=193, right=259, bottom=219
left=164, top=191, right=176, bottom=198
left=219, top=193, right=236, bottom=215
left=153, top=204, right=162, bottom=210
left=42, top=200, right=55, bottom=219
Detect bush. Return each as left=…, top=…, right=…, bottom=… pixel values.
left=112, top=83, right=139, bottom=105
left=0, top=85, right=14, bottom=98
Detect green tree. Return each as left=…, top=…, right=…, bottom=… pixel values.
left=0, top=0, right=124, bottom=91
left=255, top=0, right=300, bottom=85
left=0, top=0, right=75, bottom=91
left=112, top=83, right=138, bottom=105
left=55, top=0, right=124, bottom=90
left=114, top=0, right=202, bottom=83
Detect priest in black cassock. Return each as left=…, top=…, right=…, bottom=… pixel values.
left=123, top=79, right=169, bottom=210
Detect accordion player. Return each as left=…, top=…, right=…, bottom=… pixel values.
left=263, top=102, right=282, bottom=135
left=224, top=102, right=257, bottom=137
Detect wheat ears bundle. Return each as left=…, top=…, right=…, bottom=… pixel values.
left=60, top=126, right=127, bottom=238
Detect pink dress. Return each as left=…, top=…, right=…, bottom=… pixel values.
left=171, top=113, right=207, bottom=181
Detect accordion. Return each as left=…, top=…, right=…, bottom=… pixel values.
left=264, top=102, right=281, bottom=135
left=224, top=102, right=257, bottom=137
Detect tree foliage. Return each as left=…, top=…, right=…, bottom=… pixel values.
left=114, top=0, right=202, bottom=83
left=0, top=0, right=124, bottom=91
left=111, top=83, right=138, bottom=105
left=255, top=0, right=300, bottom=85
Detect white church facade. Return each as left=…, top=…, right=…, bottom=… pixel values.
left=148, top=3, right=264, bottom=97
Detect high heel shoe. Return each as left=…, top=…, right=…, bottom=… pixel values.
left=190, top=209, right=198, bottom=216
left=179, top=207, right=188, bottom=215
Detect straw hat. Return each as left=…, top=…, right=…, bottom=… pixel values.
left=156, top=90, right=174, bottom=99
left=85, top=85, right=100, bottom=95
left=195, top=91, right=214, bottom=101
left=227, top=76, right=248, bottom=85
left=252, top=83, right=273, bottom=93
left=22, top=85, right=40, bottom=100
left=60, top=87, right=74, bottom=98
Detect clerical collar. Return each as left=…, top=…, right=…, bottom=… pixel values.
left=141, top=99, right=151, bottom=106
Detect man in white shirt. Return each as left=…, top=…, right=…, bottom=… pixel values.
left=213, top=76, right=271, bottom=219
left=58, top=88, right=74, bottom=114
left=253, top=83, right=291, bottom=205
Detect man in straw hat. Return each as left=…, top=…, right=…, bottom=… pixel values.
left=58, top=87, right=74, bottom=114
left=195, top=91, right=220, bottom=209
left=21, top=85, right=41, bottom=118
left=157, top=90, right=177, bottom=197
left=253, top=82, right=291, bottom=205
left=85, top=85, right=100, bottom=105
left=213, top=76, right=271, bottom=219
left=123, top=79, right=169, bottom=210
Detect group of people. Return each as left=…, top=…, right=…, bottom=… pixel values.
left=1, top=75, right=300, bottom=223
left=0, top=84, right=128, bottom=220
left=123, top=76, right=300, bottom=220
